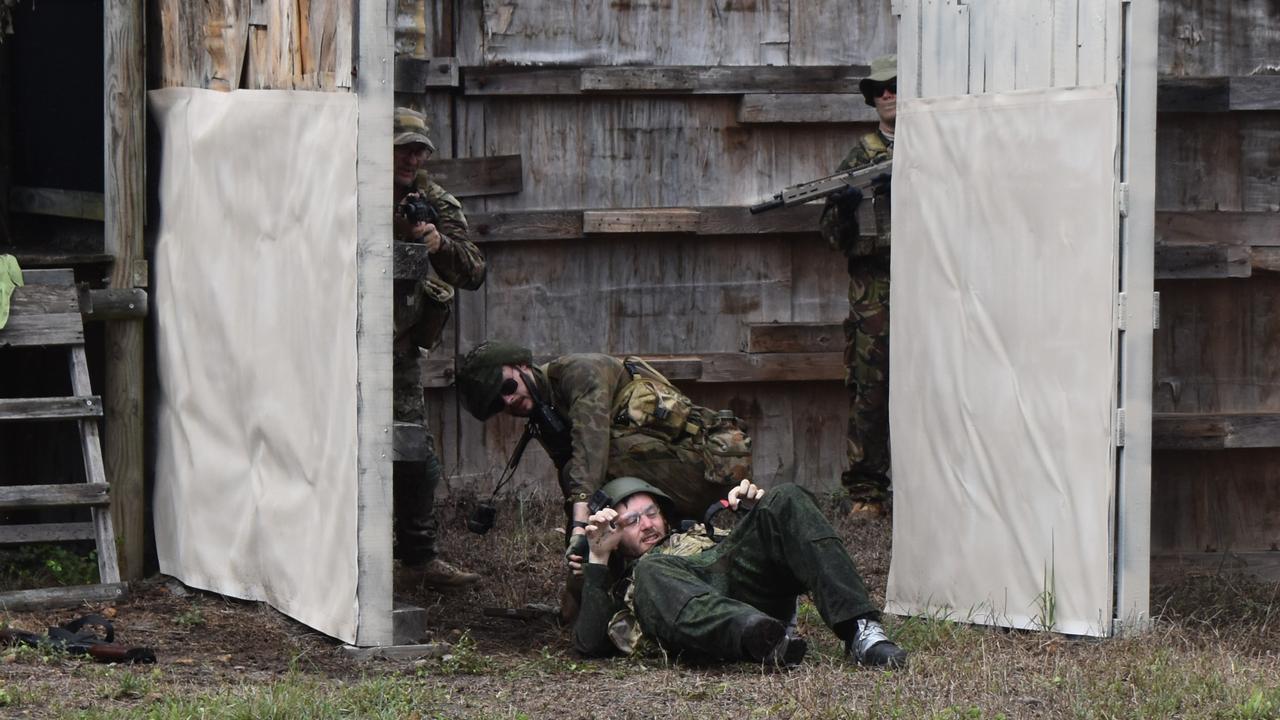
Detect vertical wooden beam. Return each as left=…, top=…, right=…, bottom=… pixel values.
left=104, top=0, right=147, bottom=581
left=1114, top=0, right=1156, bottom=636
left=354, top=0, right=395, bottom=647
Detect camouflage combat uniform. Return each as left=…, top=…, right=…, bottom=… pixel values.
left=393, top=170, right=486, bottom=563
left=535, top=354, right=733, bottom=522
left=572, top=484, right=878, bottom=660
left=819, top=131, right=894, bottom=505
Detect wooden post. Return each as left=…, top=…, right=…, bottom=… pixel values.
left=104, top=0, right=146, bottom=580
left=354, top=0, right=395, bottom=647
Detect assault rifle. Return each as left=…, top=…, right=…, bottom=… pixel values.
left=749, top=160, right=893, bottom=215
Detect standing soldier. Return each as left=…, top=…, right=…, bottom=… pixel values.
left=820, top=55, right=897, bottom=518
left=392, top=107, right=486, bottom=586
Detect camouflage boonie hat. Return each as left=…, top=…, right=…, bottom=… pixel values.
left=599, top=477, right=674, bottom=517
left=455, top=340, right=533, bottom=421
left=859, top=55, right=897, bottom=106
left=394, top=107, right=436, bottom=153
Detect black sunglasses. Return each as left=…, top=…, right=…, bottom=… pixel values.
left=876, top=80, right=897, bottom=97
left=485, top=378, right=521, bottom=417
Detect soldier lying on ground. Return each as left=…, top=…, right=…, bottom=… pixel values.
left=568, top=476, right=908, bottom=668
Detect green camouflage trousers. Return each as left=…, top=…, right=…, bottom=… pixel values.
left=842, top=258, right=891, bottom=503
left=393, top=347, right=443, bottom=563
left=632, top=484, right=876, bottom=660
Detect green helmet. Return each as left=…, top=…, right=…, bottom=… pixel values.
left=455, top=340, right=533, bottom=420
left=599, top=476, right=673, bottom=516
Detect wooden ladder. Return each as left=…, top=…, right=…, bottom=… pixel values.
left=0, top=268, right=125, bottom=610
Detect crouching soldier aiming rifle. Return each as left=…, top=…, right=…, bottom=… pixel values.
left=570, top=477, right=908, bottom=669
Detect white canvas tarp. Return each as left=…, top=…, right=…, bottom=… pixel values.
left=149, top=88, right=361, bottom=643
left=885, top=86, right=1119, bottom=636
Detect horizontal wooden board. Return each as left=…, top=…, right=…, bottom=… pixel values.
left=7, top=251, right=113, bottom=268
left=1153, top=413, right=1280, bottom=450
left=9, top=187, right=105, bottom=221
left=0, top=314, right=84, bottom=348
left=1152, top=448, right=1280, bottom=553
left=1152, top=552, right=1280, bottom=583
left=423, top=155, right=523, bottom=198
left=0, top=484, right=109, bottom=508
left=1157, top=76, right=1280, bottom=112
left=395, top=56, right=461, bottom=90
left=0, top=583, right=127, bottom=612
left=21, top=269, right=76, bottom=286
left=0, top=397, right=103, bottom=422
left=0, top=522, right=96, bottom=544
left=747, top=322, right=843, bottom=353
left=582, top=209, right=700, bottom=234
left=82, top=288, right=149, bottom=321
left=9, top=284, right=80, bottom=315
left=469, top=205, right=834, bottom=243
left=737, top=94, right=879, bottom=124
left=1155, top=243, right=1252, bottom=279
left=1156, top=211, right=1280, bottom=247
left=464, top=65, right=868, bottom=96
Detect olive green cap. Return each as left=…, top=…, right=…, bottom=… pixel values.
left=394, top=107, right=436, bottom=153
left=599, top=477, right=673, bottom=515
left=859, top=55, right=897, bottom=105
left=455, top=340, right=533, bottom=420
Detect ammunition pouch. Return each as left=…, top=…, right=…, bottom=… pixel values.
left=394, top=276, right=455, bottom=350
left=611, top=357, right=700, bottom=441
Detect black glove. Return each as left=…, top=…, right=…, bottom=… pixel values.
left=831, top=185, right=864, bottom=215
left=870, top=173, right=892, bottom=197
left=565, top=533, right=589, bottom=564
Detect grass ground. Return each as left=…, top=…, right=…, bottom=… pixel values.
left=1, top=494, right=1278, bottom=719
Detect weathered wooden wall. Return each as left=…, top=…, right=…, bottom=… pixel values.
left=1150, top=0, right=1280, bottom=564
left=404, top=1, right=897, bottom=497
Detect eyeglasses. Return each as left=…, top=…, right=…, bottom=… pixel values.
left=485, top=377, right=521, bottom=417
left=876, top=80, right=897, bottom=98
left=614, top=503, right=662, bottom=529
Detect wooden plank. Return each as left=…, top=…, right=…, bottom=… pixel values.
left=422, top=155, right=522, bottom=198
left=0, top=522, right=97, bottom=544
left=70, top=346, right=121, bottom=586
left=747, top=322, right=843, bottom=354
left=0, top=583, right=128, bottom=613
left=0, top=314, right=85, bottom=347
left=354, top=0, right=396, bottom=649
left=395, top=56, right=460, bottom=90
left=790, top=0, right=896, bottom=67
left=9, top=252, right=113, bottom=268
left=736, top=94, right=879, bottom=124
left=468, top=205, right=832, bottom=244
left=1251, top=247, right=1280, bottom=274
left=9, top=284, right=80, bottom=315
left=82, top=288, right=149, bottom=321
left=19, top=269, right=75, bottom=287
left=9, top=187, right=105, bottom=221
left=1153, top=413, right=1280, bottom=450
left=105, top=0, right=146, bottom=583
left=583, top=209, right=701, bottom=234
left=1157, top=77, right=1230, bottom=112
left=0, top=484, right=110, bottom=508
left=466, top=65, right=868, bottom=96
left=1152, top=553, right=1280, bottom=583
left=1158, top=2, right=1280, bottom=77
left=1156, top=211, right=1280, bottom=247
left=1049, top=0, right=1079, bottom=88
left=0, top=397, right=103, bottom=422
left=1154, top=243, right=1251, bottom=279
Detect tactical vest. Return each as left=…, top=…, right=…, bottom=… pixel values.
left=392, top=176, right=462, bottom=350
left=852, top=132, right=894, bottom=258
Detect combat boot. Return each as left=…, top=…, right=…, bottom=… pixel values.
left=420, top=558, right=480, bottom=588
left=849, top=500, right=889, bottom=520
left=739, top=615, right=807, bottom=669
left=846, top=617, right=908, bottom=668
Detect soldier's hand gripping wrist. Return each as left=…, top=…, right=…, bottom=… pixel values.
left=833, top=185, right=864, bottom=215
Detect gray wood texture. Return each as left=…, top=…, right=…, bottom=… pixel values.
left=465, top=65, right=868, bottom=96
left=0, top=484, right=109, bottom=508
left=1154, top=413, right=1280, bottom=450
left=105, top=0, right=147, bottom=582
left=0, top=397, right=103, bottom=422
left=422, top=155, right=522, bottom=197
left=747, top=322, right=843, bottom=353
left=9, top=187, right=105, bottom=220
left=0, top=583, right=128, bottom=613
left=737, top=94, right=880, bottom=124
left=0, top=522, right=97, bottom=544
